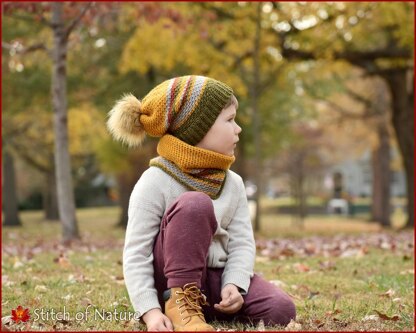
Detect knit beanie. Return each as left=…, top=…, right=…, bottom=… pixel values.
left=107, top=75, right=233, bottom=147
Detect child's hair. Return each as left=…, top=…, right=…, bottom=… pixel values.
left=223, top=95, right=239, bottom=110
left=107, top=75, right=234, bottom=147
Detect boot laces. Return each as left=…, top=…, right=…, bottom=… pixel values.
left=175, top=283, right=209, bottom=323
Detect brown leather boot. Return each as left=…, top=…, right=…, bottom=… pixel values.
left=164, top=282, right=214, bottom=331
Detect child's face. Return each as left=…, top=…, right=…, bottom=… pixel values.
left=196, top=102, right=242, bottom=156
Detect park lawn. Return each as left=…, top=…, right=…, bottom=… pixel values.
left=1, top=207, right=414, bottom=331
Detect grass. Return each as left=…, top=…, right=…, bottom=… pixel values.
left=2, top=207, right=414, bottom=331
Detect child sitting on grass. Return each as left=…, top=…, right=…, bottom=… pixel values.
left=107, top=75, right=296, bottom=331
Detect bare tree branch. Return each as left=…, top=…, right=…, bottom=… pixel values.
left=2, top=41, right=49, bottom=55
left=64, top=2, right=93, bottom=40
left=321, top=98, right=379, bottom=120
left=331, top=72, right=373, bottom=109
left=345, top=88, right=373, bottom=109
left=281, top=45, right=411, bottom=64
left=2, top=122, right=32, bottom=141
left=11, top=141, right=51, bottom=173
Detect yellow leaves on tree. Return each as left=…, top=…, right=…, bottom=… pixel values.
left=6, top=104, right=106, bottom=171
left=118, top=4, right=250, bottom=96
left=67, top=103, right=107, bottom=156
left=119, top=18, right=183, bottom=76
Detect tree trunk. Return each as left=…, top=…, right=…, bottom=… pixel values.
left=44, top=166, right=60, bottom=221
left=293, top=155, right=306, bottom=228
left=51, top=2, right=80, bottom=242
left=252, top=2, right=262, bottom=232
left=371, top=124, right=391, bottom=227
left=383, top=70, right=414, bottom=228
left=298, top=174, right=306, bottom=220
left=2, top=151, right=22, bottom=226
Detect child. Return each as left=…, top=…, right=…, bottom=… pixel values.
left=107, top=75, right=296, bottom=331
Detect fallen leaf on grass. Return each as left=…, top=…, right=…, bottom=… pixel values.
left=122, top=318, right=141, bottom=329
left=400, top=269, right=414, bottom=275
left=68, top=273, right=88, bottom=283
left=257, top=319, right=265, bottom=331
left=270, top=280, right=287, bottom=288
left=53, top=254, right=71, bottom=268
left=291, top=284, right=320, bottom=300
left=13, top=260, right=24, bottom=269
left=279, top=248, right=295, bottom=258
left=332, top=317, right=348, bottom=327
left=308, top=291, right=320, bottom=300
left=374, top=310, right=400, bottom=321
left=392, top=297, right=406, bottom=311
left=362, top=314, right=379, bottom=321
left=53, top=318, right=71, bottom=331
left=1, top=324, right=11, bottom=332
left=1, top=316, right=13, bottom=332
left=111, top=275, right=125, bottom=285
left=34, top=285, right=48, bottom=293
left=80, top=297, right=95, bottom=307
left=56, top=319, right=70, bottom=325
left=215, top=326, right=237, bottom=332
left=3, top=281, right=15, bottom=287
left=380, top=241, right=395, bottom=250
left=285, top=319, right=302, bottom=331
left=326, top=309, right=342, bottom=317
left=293, top=263, right=310, bottom=272
left=313, top=319, right=325, bottom=328
left=291, top=284, right=309, bottom=298
left=340, top=247, right=368, bottom=258
left=271, top=266, right=283, bottom=275
left=85, top=256, right=94, bottom=262
left=286, top=292, right=301, bottom=301
left=255, top=256, right=270, bottom=263
left=379, top=288, right=395, bottom=298
left=318, top=260, right=336, bottom=271
left=1, top=316, right=32, bottom=332
left=26, top=297, right=42, bottom=308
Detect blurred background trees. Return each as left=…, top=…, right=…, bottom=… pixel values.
left=2, top=2, right=413, bottom=241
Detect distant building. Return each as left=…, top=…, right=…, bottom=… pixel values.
left=325, top=150, right=406, bottom=198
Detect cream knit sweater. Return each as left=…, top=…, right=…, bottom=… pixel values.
left=123, top=166, right=256, bottom=317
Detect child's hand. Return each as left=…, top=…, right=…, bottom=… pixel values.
left=214, top=284, right=244, bottom=314
left=142, top=308, right=173, bottom=331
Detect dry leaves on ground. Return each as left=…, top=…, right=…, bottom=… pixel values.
left=256, top=231, right=413, bottom=259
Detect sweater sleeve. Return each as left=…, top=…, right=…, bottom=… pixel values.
left=123, top=169, right=166, bottom=317
left=221, top=176, right=256, bottom=293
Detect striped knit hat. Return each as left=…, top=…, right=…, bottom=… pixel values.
left=107, top=75, right=233, bottom=146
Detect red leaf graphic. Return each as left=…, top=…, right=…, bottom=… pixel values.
left=11, top=305, right=30, bottom=323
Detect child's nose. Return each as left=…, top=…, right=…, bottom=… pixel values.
left=235, top=124, right=242, bottom=134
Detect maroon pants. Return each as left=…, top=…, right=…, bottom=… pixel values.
left=153, top=192, right=296, bottom=326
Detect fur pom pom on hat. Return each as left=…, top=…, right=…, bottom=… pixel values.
left=107, top=93, right=145, bottom=147
left=107, top=75, right=233, bottom=147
